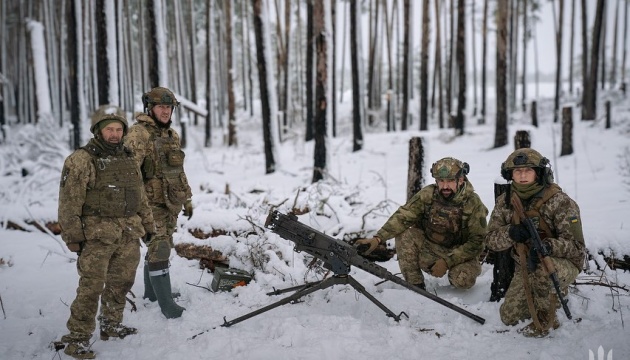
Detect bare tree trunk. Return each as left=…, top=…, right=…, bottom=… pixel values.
left=521, top=0, right=528, bottom=111
left=205, top=0, right=214, bottom=147
left=600, top=0, right=607, bottom=90
left=95, top=0, right=109, bottom=105
left=384, top=0, right=396, bottom=132
left=305, top=1, right=314, bottom=141
left=367, top=0, right=380, bottom=126
left=568, top=0, right=575, bottom=95
left=622, top=0, right=629, bottom=93
left=67, top=0, right=81, bottom=149
left=0, top=0, right=5, bottom=142
left=455, top=0, right=466, bottom=136
left=282, top=0, right=292, bottom=137
left=446, top=0, right=454, bottom=119
left=312, top=0, right=327, bottom=183
left=584, top=0, right=606, bottom=120
left=481, top=0, right=488, bottom=124
left=494, top=0, right=509, bottom=148
left=420, top=0, right=430, bottom=131
left=331, top=0, right=337, bottom=137
left=252, top=0, right=276, bottom=174
left=435, top=0, right=444, bottom=129
left=350, top=0, right=363, bottom=151
left=147, top=0, right=159, bottom=87
left=611, top=0, right=620, bottom=87
left=225, top=0, right=237, bottom=146
left=401, top=0, right=411, bottom=130
left=580, top=0, right=588, bottom=117
left=407, top=137, right=425, bottom=200
left=471, top=0, right=478, bottom=117
left=553, top=0, right=564, bottom=123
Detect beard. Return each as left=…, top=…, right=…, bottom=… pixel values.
left=104, top=135, right=121, bottom=144
left=439, top=188, right=455, bottom=200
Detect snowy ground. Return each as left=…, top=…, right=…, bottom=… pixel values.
left=1, top=95, right=629, bottom=359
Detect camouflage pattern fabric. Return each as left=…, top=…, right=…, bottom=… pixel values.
left=485, top=185, right=585, bottom=326
left=125, top=113, right=192, bottom=263
left=67, top=234, right=141, bottom=335
left=376, top=180, right=488, bottom=288
left=499, top=257, right=579, bottom=325
left=58, top=139, right=154, bottom=339
left=398, top=227, right=481, bottom=288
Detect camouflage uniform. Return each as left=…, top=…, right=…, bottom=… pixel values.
left=486, top=148, right=585, bottom=335
left=123, top=87, right=191, bottom=319
left=58, top=105, right=154, bottom=348
left=375, top=158, right=488, bottom=289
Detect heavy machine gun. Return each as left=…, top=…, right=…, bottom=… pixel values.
left=221, top=210, right=485, bottom=327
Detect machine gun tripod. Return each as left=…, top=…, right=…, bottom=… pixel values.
left=221, top=211, right=485, bottom=327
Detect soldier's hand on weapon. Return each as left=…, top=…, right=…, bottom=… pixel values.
left=430, top=258, right=448, bottom=277
left=508, top=224, right=530, bottom=243
left=526, top=241, right=552, bottom=271
left=182, top=199, right=193, bottom=219
left=354, top=236, right=381, bottom=255
left=67, top=242, right=85, bottom=256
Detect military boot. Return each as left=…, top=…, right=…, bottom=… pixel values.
left=100, top=320, right=138, bottom=341
left=149, top=267, right=185, bottom=319
left=60, top=334, right=95, bottom=359
left=518, top=310, right=560, bottom=338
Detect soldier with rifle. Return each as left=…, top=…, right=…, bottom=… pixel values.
left=485, top=148, right=585, bottom=337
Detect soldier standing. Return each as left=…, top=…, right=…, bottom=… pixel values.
left=58, top=105, right=155, bottom=359
left=485, top=148, right=585, bottom=337
left=124, top=87, right=192, bottom=319
left=356, top=157, right=488, bottom=290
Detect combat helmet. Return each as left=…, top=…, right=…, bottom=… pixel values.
left=430, top=157, right=470, bottom=180
left=501, top=148, right=553, bottom=183
left=142, top=87, right=180, bottom=112
left=90, top=104, right=128, bottom=134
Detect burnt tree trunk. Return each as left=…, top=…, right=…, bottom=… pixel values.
left=514, top=130, right=531, bottom=149
left=531, top=100, right=538, bottom=127
left=312, top=0, right=327, bottom=183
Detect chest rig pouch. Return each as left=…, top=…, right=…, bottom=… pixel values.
left=149, top=129, right=188, bottom=212
left=422, top=197, right=464, bottom=247
left=82, top=151, right=142, bottom=217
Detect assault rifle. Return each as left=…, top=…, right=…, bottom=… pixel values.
left=510, top=196, right=572, bottom=319
left=221, top=210, right=485, bottom=327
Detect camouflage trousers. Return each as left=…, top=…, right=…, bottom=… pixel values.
left=397, top=227, right=481, bottom=289
left=145, top=205, right=178, bottom=264
left=500, top=256, right=579, bottom=326
left=65, top=233, right=141, bottom=340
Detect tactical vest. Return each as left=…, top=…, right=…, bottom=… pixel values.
left=81, top=146, right=143, bottom=217
left=141, top=124, right=188, bottom=212
left=510, top=184, right=562, bottom=239
left=421, top=190, right=464, bottom=247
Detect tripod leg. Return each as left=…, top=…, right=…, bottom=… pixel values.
left=265, top=280, right=324, bottom=296
left=222, top=277, right=340, bottom=327
left=347, top=276, right=402, bottom=322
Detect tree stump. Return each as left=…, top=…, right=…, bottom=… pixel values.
left=407, top=137, right=425, bottom=201
left=513, top=130, right=531, bottom=150
left=531, top=100, right=538, bottom=127
left=605, top=101, right=611, bottom=129
left=560, top=106, right=573, bottom=156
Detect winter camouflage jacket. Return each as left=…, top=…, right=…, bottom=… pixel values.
left=375, top=180, right=488, bottom=268
left=124, top=113, right=192, bottom=212
left=485, top=184, right=585, bottom=269
left=58, top=139, right=155, bottom=245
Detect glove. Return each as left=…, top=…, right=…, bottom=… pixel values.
left=508, top=224, right=530, bottom=243
left=430, top=258, right=448, bottom=277
left=354, top=237, right=381, bottom=255
left=182, top=199, right=193, bottom=219
left=67, top=242, right=84, bottom=256
left=143, top=233, right=154, bottom=245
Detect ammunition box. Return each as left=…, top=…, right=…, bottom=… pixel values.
left=211, top=268, right=253, bottom=292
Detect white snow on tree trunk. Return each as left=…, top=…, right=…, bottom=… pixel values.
left=26, top=20, right=52, bottom=123
left=105, top=0, right=119, bottom=105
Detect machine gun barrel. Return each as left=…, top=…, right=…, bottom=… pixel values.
left=265, top=210, right=485, bottom=325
